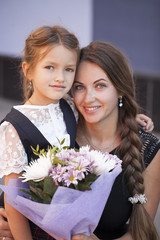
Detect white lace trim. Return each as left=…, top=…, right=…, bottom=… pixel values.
left=0, top=122, right=28, bottom=177
left=0, top=97, right=78, bottom=178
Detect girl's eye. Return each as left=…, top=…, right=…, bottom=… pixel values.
left=45, top=66, right=54, bottom=70
left=66, top=68, right=74, bottom=72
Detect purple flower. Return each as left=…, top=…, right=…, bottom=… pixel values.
left=64, top=169, right=79, bottom=187
left=49, top=164, right=67, bottom=184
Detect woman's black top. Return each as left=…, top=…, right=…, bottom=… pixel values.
left=93, top=129, right=160, bottom=239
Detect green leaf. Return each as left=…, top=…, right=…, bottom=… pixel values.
left=29, top=189, right=44, bottom=203
left=29, top=184, right=52, bottom=203
left=53, top=156, right=67, bottom=166
left=28, top=180, right=44, bottom=190
left=36, top=145, right=39, bottom=152
left=62, top=146, right=69, bottom=150
left=30, top=145, right=49, bottom=157
left=43, top=176, right=58, bottom=197
left=60, top=138, right=65, bottom=145
left=19, top=189, right=44, bottom=203
left=77, top=173, right=98, bottom=191
left=19, top=189, right=31, bottom=196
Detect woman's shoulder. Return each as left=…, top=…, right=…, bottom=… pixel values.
left=138, top=128, right=160, bottom=166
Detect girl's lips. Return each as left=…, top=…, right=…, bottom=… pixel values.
left=49, top=85, right=65, bottom=89
left=83, top=106, right=101, bottom=113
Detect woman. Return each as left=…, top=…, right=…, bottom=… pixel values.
left=71, top=41, right=160, bottom=240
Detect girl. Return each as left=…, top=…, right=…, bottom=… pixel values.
left=71, top=41, right=160, bottom=240
left=0, top=25, right=80, bottom=240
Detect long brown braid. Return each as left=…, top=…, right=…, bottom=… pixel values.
left=118, top=96, right=158, bottom=239
left=79, top=41, right=158, bottom=240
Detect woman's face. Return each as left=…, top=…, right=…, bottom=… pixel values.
left=73, top=61, right=119, bottom=125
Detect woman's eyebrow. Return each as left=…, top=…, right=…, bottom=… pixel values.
left=94, top=78, right=109, bottom=84
left=74, top=78, right=109, bottom=84
left=74, top=80, right=83, bottom=84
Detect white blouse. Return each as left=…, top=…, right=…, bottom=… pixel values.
left=0, top=96, right=78, bottom=178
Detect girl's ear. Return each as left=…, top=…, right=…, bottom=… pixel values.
left=22, top=62, right=29, bottom=78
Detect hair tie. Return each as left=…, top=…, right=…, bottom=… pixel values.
left=128, top=193, right=147, bottom=204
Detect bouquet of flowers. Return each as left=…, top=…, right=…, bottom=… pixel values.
left=1, top=140, right=122, bottom=240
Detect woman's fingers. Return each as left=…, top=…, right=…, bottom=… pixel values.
left=0, top=208, right=14, bottom=238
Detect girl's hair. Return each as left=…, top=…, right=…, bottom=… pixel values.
left=21, top=25, right=80, bottom=101
left=79, top=41, right=158, bottom=240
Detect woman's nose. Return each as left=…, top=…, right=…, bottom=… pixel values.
left=84, top=89, right=95, bottom=103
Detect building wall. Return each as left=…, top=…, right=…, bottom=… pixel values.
left=0, top=0, right=93, bottom=56
left=93, top=0, right=160, bottom=132
left=93, top=0, right=160, bottom=75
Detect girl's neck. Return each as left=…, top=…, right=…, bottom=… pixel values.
left=25, top=97, right=59, bottom=106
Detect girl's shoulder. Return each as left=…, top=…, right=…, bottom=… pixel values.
left=139, top=129, right=160, bottom=166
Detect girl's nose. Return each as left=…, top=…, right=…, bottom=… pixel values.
left=54, top=70, right=64, bottom=83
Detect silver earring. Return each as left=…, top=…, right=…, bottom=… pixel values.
left=28, top=81, right=32, bottom=89
left=119, top=96, right=123, bottom=107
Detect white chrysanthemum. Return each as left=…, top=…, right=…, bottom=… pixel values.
left=21, top=151, right=52, bottom=182
left=79, top=145, right=91, bottom=154
left=89, top=150, right=121, bottom=176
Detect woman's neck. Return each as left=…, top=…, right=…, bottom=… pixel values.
left=77, top=117, right=121, bottom=152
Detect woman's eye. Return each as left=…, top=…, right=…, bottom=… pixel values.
left=96, top=83, right=106, bottom=89
left=45, top=66, right=54, bottom=70
left=66, top=68, right=74, bottom=72
left=74, top=85, right=84, bottom=91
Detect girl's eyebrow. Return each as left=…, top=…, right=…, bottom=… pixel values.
left=44, top=60, right=76, bottom=67
left=66, top=64, right=77, bottom=67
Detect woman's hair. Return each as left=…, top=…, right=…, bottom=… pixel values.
left=79, top=41, right=158, bottom=240
left=21, top=25, right=80, bottom=101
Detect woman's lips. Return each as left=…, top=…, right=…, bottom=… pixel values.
left=83, top=106, right=101, bottom=113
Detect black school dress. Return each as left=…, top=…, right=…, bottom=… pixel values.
left=0, top=98, right=76, bottom=240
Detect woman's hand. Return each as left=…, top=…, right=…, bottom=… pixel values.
left=71, top=235, right=91, bottom=240
left=0, top=208, right=14, bottom=240
left=136, top=114, right=154, bottom=132
left=61, top=234, right=99, bottom=240
left=71, top=234, right=99, bottom=240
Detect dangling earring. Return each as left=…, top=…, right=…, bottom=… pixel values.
left=28, top=81, right=32, bottom=89
left=119, top=96, right=123, bottom=107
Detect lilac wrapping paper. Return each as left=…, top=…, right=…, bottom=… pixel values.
left=0, top=165, right=121, bottom=240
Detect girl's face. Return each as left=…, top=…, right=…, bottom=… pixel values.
left=73, top=61, right=119, bottom=125
left=24, top=45, right=77, bottom=105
